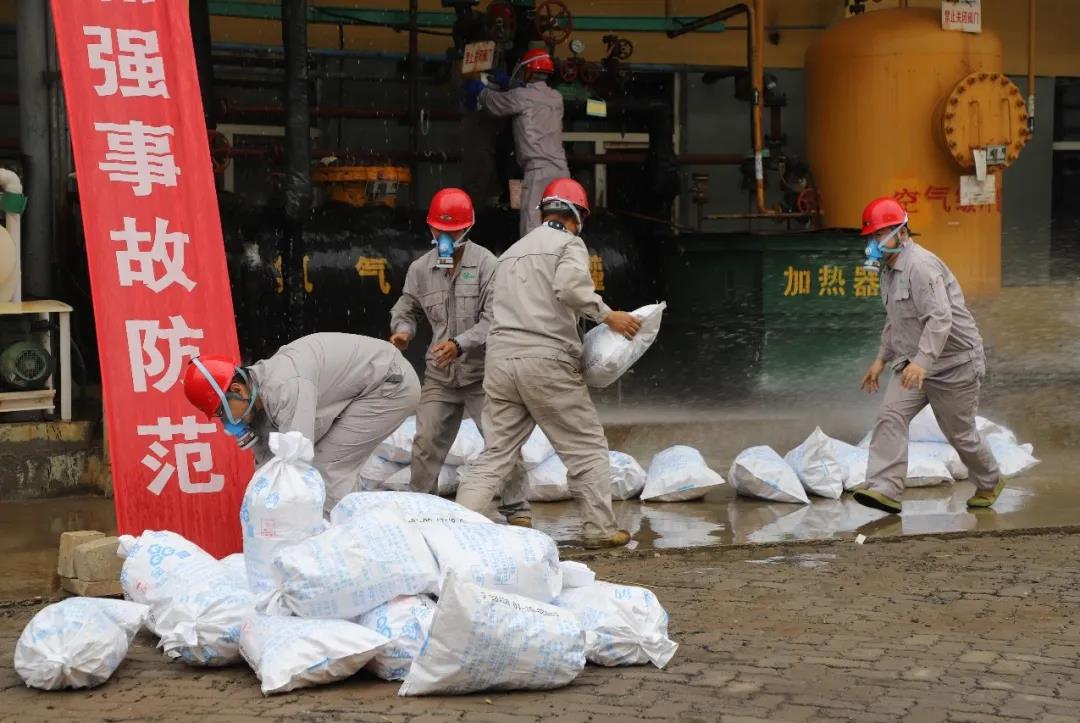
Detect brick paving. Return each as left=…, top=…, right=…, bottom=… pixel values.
left=3, top=531, right=1080, bottom=722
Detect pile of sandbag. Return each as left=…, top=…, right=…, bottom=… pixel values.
left=360, top=416, right=485, bottom=497
left=729, top=410, right=1038, bottom=503
left=17, top=431, right=679, bottom=698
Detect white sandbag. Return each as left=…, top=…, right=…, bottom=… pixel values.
left=582, top=302, right=667, bottom=389
left=241, top=431, right=327, bottom=594
left=556, top=582, right=678, bottom=668
left=152, top=578, right=256, bottom=667
left=910, top=441, right=969, bottom=480
left=382, top=465, right=459, bottom=496
left=979, top=417, right=1018, bottom=446
left=331, top=490, right=492, bottom=526
left=908, top=406, right=947, bottom=443
left=559, top=561, right=596, bottom=589
left=906, top=448, right=953, bottom=487
left=826, top=439, right=869, bottom=491
left=784, top=428, right=846, bottom=499
left=521, top=426, right=556, bottom=468
left=218, top=553, right=248, bottom=590
left=398, top=572, right=585, bottom=696
left=15, top=598, right=148, bottom=690
left=728, top=446, right=810, bottom=504
left=988, top=436, right=1040, bottom=476
left=118, top=530, right=231, bottom=605
left=262, top=506, right=440, bottom=619
left=418, top=522, right=562, bottom=602
left=526, top=455, right=571, bottom=502
left=382, top=465, right=412, bottom=492
left=355, top=595, right=436, bottom=681
left=240, top=614, right=388, bottom=695
left=609, top=451, right=646, bottom=500
left=445, top=418, right=485, bottom=466
left=360, top=455, right=407, bottom=491
left=376, top=416, right=417, bottom=464
left=642, top=445, right=727, bottom=503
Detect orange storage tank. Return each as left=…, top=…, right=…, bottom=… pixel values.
left=805, top=7, right=1029, bottom=299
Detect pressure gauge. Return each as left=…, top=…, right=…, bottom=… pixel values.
left=570, top=38, right=585, bottom=55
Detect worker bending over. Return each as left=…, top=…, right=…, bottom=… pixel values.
left=183, top=332, right=420, bottom=512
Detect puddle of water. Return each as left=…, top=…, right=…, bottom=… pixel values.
left=746, top=553, right=837, bottom=569
left=0, top=497, right=117, bottom=600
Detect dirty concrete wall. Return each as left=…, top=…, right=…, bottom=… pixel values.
left=0, top=422, right=109, bottom=500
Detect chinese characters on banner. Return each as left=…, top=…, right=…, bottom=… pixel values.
left=51, top=0, right=251, bottom=555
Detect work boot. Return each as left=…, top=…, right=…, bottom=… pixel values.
left=507, top=516, right=533, bottom=528
left=967, top=477, right=1007, bottom=508
left=852, top=489, right=902, bottom=515
left=582, top=529, right=631, bottom=550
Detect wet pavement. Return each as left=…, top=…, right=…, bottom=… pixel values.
left=1, top=285, right=1077, bottom=601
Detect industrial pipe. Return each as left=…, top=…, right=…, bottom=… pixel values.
left=220, top=103, right=461, bottom=122
left=408, top=0, right=420, bottom=207
left=1028, top=0, right=1036, bottom=132
left=16, top=0, right=52, bottom=299
left=282, top=0, right=311, bottom=339
left=190, top=0, right=217, bottom=128
left=669, top=2, right=768, bottom=214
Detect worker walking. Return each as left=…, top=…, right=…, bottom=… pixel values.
left=465, top=49, right=569, bottom=236
left=389, top=188, right=530, bottom=524
left=182, top=332, right=420, bottom=512
left=853, top=197, right=1003, bottom=515
left=455, top=179, right=640, bottom=549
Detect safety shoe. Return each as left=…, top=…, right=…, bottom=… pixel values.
left=507, top=516, right=533, bottom=528
left=582, top=529, right=632, bottom=550
left=852, top=489, right=902, bottom=515
left=967, top=477, right=1007, bottom=508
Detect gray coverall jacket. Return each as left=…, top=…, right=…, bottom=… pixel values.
left=479, top=81, right=570, bottom=236
left=247, top=332, right=420, bottom=511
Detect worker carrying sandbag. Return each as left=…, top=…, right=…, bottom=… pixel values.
left=455, top=179, right=640, bottom=549
left=853, top=197, right=1003, bottom=515
left=464, top=49, right=569, bottom=236
left=389, top=187, right=530, bottom=525
left=182, top=332, right=420, bottom=511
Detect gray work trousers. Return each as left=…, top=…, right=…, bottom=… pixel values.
left=520, top=163, right=570, bottom=237
left=456, top=357, right=619, bottom=540
left=317, top=363, right=421, bottom=512
left=409, top=377, right=530, bottom=520
left=866, top=360, right=1000, bottom=501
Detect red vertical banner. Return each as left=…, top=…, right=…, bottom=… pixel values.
left=51, top=0, right=252, bottom=556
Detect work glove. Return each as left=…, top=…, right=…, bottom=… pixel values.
left=489, top=68, right=511, bottom=90
left=463, top=79, right=485, bottom=111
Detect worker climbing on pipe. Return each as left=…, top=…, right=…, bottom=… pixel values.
left=388, top=187, right=531, bottom=526
left=464, top=48, right=570, bottom=236
left=853, top=197, right=1004, bottom=515
left=455, top=178, right=640, bottom=548
left=181, top=333, right=420, bottom=512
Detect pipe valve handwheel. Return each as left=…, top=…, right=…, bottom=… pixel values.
left=534, top=1, right=573, bottom=46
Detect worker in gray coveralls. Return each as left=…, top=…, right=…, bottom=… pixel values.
left=389, top=187, right=531, bottom=525
left=853, top=197, right=1004, bottom=515
left=455, top=178, right=640, bottom=549
left=183, top=333, right=420, bottom=513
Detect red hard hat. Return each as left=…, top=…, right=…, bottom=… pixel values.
left=861, top=197, right=909, bottom=236
left=539, top=178, right=590, bottom=220
left=183, top=355, right=238, bottom=419
left=427, top=188, right=475, bottom=232
left=520, top=48, right=555, bottom=76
